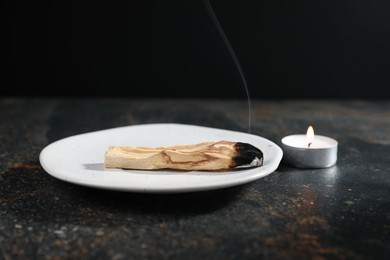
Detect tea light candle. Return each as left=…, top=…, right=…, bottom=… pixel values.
left=281, top=126, right=338, bottom=168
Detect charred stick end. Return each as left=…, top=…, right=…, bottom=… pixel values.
left=232, top=142, right=264, bottom=168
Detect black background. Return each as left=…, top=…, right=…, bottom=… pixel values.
left=3, top=0, right=390, bottom=99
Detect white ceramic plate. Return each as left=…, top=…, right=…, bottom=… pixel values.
left=39, top=123, right=283, bottom=193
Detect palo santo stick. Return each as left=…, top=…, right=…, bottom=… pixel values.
left=104, top=141, right=263, bottom=171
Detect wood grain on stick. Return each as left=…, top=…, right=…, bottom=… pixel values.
left=104, top=141, right=263, bottom=171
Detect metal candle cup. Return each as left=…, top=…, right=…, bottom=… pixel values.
left=281, top=126, right=338, bottom=168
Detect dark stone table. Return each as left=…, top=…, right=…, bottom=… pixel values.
left=1, top=98, right=389, bottom=259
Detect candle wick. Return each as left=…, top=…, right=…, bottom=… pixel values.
left=308, top=142, right=312, bottom=148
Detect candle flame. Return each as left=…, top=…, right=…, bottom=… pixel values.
left=306, top=125, right=315, bottom=147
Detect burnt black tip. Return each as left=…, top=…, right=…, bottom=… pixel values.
left=233, top=142, right=263, bottom=167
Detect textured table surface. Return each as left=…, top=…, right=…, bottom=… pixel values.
left=1, top=98, right=389, bottom=259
